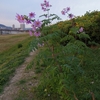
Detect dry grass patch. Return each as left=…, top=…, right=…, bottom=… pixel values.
left=0, top=33, right=30, bottom=53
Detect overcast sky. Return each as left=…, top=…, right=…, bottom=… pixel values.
left=0, top=0, right=100, bottom=28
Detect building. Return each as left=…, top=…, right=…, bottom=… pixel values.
left=12, top=24, right=15, bottom=29
left=20, top=24, right=25, bottom=30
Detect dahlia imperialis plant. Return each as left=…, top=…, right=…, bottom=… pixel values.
left=16, top=0, right=78, bottom=37
left=16, top=0, right=52, bottom=37
left=16, top=0, right=88, bottom=100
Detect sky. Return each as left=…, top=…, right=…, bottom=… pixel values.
left=0, top=0, right=100, bottom=28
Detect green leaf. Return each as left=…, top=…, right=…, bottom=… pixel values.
left=78, top=32, right=90, bottom=39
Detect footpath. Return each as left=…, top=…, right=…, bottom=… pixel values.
left=0, top=51, right=37, bottom=100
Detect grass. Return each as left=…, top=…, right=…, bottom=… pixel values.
left=0, top=33, right=34, bottom=93
left=0, top=32, right=29, bottom=53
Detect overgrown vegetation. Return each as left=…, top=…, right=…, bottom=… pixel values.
left=28, top=10, right=100, bottom=100
left=56, top=10, right=100, bottom=45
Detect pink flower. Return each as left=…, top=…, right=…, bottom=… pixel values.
left=29, top=30, right=33, bottom=36
left=44, top=0, right=46, bottom=2
left=16, top=14, right=25, bottom=23
left=41, top=0, right=51, bottom=11
left=42, top=6, right=46, bottom=11
left=45, top=1, right=50, bottom=7
left=41, top=3, right=44, bottom=6
left=25, top=20, right=31, bottom=24
left=31, top=24, right=37, bottom=31
left=61, top=7, right=74, bottom=19
left=29, top=12, right=35, bottom=18
left=61, top=10, right=65, bottom=15
left=61, top=7, right=70, bottom=15
left=79, top=27, right=84, bottom=32
left=34, top=31, right=41, bottom=37
left=33, top=27, right=36, bottom=31
left=33, top=20, right=42, bottom=28
left=68, top=13, right=74, bottom=19
left=66, top=7, right=70, bottom=12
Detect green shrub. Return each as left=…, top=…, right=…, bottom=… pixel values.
left=18, top=44, right=23, bottom=48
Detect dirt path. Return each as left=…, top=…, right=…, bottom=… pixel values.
left=0, top=51, right=36, bottom=100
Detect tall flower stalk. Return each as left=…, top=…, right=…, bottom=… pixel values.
left=15, top=1, right=93, bottom=100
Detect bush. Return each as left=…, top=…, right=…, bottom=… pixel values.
left=18, top=44, right=23, bottom=48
